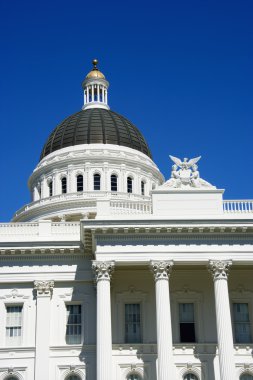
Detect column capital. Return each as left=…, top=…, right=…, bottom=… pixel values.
left=208, top=260, right=232, bottom=281
left=34, top=280, right=54, bottom=297
left=150, top=260, right=174, bottom=281
left=92, top=261, right=115, bottom=282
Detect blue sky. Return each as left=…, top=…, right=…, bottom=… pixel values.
left=0, top=0, right=252, bottom=221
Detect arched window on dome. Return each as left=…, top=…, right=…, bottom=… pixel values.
left=77, top=175, right=83, bottom=192
left=94, top=173, right=101, bottom=191
left=240, top=375, right=253, bottom=380
left=141, top=180, right=145, bottom=196
left=48, top=180, right=53, bottom=197
left=61, top=177, right=67, bottom=194
left=111, top=174, right=118, bottom=192
left=127, top=374, right=141, bottom=380
left=4, top=377, right=19, bottom=380
left=65, top=375, right=82, bottom=380
left=183, top=374, right=199, bottom=380
left=127, top=177, right=133, bottom=193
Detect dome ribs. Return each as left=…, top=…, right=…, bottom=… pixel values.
left=40, top=109, right=152, bottom=160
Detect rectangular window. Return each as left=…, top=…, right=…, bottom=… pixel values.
left=141, top=181, right=145, bottom=196
left=66, top=304, right=82, bottom=344
left=125, top=303, right=141, bottom=343
left=179, top=303, right=196, bottom=343
left=233, top=303, right=252, bottom=343
left=6, top=305, right=23, bottom=346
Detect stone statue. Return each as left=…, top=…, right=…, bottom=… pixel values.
left=162, top=155, right=215, bottom=189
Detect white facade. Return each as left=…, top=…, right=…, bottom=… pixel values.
left=0, top=61, right=253, bottom=380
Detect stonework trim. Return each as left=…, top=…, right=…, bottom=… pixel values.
left=208, top=259, right=232, bottom=281
left=34, top=280, right=54, bottom=296
left=92, top=260, right=115, bottom=282
left=150, top=260, right=174, bottom=281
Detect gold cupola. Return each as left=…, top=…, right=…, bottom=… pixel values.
left=82, top=59, right=109, bottom=110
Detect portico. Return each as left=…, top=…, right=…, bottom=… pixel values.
left=81, top=213, right=253, bottom=380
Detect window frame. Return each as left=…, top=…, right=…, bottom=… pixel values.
left=93, top=173, right=101, bottom=191
left=127, top=176, right=133, bottom=194
left=178, top=302, right=196, bottom=343
left=230, top=289, right=253, bottom=345
left=183, top=373, right=199, bottom=380
left=114, top=290, right=147, bottom=344
left=171, top=289, right=203, bottom=344
left=48, top=180, right=53, bottom=197
left=110, top=174, right=118, bottom=192
left=124, top=303, right=142, bottom=344
left=65, top=303, right=83, bottom=345
left=240, top=373, right=253, bottom=380
left=76, top=174, right=84, bottom=192
left=5, top=303, right=23, bottom=347
left=231, top=300, right=253, bottom=344
left=61, top=176, right=67, bottom=194
left=141, top=180, right=145, bottom=196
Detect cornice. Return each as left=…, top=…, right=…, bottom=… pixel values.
left=82, top=223, right=253, bottom=257
left=31, top=144, right=163, bottom=183
left=0, top=246, right=83, bottom=258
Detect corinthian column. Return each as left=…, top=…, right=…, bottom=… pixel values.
left=150, top=260, right=174, bottom=380
left=34, top=280, right=54, bottom=380
left=92, top=261, right=115, bottom=380
left=208, top=260, right=236, bottom=380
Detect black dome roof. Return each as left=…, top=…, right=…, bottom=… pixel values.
left=40, top=108, right=152, bottom=161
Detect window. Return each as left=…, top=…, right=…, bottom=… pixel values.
left=179, top=303, right=196, bottom=343
left=125, top=303, right=141, bottom=343
left=128, top=375, right=141, bottom=380
left=66, top=376, right=82, bottom=380
left=61, top=177, right=67, bottom=194
left=184, top=374, right=198, bottom=380
left=48, top=180, right=53, bottom=197
left=5, top=377, right=19, bottom=380
left=111, top=174, right=118, bottom=191
left=77, top=175, right=83, bottom=192
left=6, top=305, right=22, bottom=346
left=66, top=304, right=82, bottom=344
left=127, top=177, right=133, bottom=193
left=94, top=173, right=101, bottom=190
left=240, top=375, right=253, bottom=380
left=233, top=303, right=252, bottom=343
left=141, top=181, right=145, bottom=196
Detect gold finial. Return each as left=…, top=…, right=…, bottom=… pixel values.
left=92, top=59, right=98, bottom=69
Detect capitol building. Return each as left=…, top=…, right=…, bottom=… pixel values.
left=0, top=60, right=252, bottom=380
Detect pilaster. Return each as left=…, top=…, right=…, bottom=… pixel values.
left=34, top=280, right=54, bottom=380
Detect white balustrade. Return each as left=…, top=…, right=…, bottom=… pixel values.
left=14, top=191, right=151, bottom=218
left=223, top=200, right=253, bottom=213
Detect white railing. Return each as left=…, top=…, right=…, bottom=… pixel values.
left=110, top=200, right=152, bottom=214
left=223, top=200, right=253, bottom=213
left=0, top=222, right=80, bottom=238
left=14, top=191, right=150, bottom=218
left=0, top=223, right=39, bottom=236
left=51, top=222, right=80, bottom=235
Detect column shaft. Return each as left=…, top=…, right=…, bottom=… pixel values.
left=151, top=261, right=174, bottom=380
left=209, top=260, right=236, bottom=380
left=97, top=279, right=112, bottom=380
left=93, top=261, right=114, bottom=380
